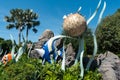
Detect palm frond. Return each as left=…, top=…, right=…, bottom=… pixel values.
left=4, top=16, right=11, bottom=22
left=33, top=21, right=40, bottom=27
left=6, top=24, right=15, bottom=29
left=32, top=28, right=38, bottom=33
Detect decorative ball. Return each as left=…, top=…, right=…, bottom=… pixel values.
left=63, top=13, right=87, bottom=37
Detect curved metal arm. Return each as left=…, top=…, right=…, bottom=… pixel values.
left=77, top=6, right=82, bottom=13
left=94, top=1, right=106, bottom=33
left=74, top=37, right=82, bottom=65
left=16, top=35, right=27, bottom=62
left=87, top=0, right=101, bottom=25
left=79, top=37, right=84, bottom=78
left=0, top=49, right=3, bottom=56
left=0, top=45, right=3, bottom=55
left=61, top=40, right=66, bottom=71
left=86, top=1, right=106, bottom=71
left=28, top=43, right=33, bottom=58
left=97, top=1, right=106, bottom=26
left=86, top=34, right=97, bottom=71
left=73, top=36, right=84, bottom=78
left=10, top=34, right=16, bottom=59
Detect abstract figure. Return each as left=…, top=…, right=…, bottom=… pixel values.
left=63, top=0, right=106, bottom=78
left=63, top=13, right=86, bottom=78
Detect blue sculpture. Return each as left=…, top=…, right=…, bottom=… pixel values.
left=30, top=35, right=69, bottom=64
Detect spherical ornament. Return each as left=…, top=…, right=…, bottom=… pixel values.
left=63, top=13, right=87, bottom=37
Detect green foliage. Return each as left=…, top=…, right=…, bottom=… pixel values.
left=0, top=38, right=12, bottom=54
left=0, top=38, right=4, bottom=42
left=96, top=9, right=120, bottom=54
left=63, top=64, right=80, bottom=80
left=84, top=71, right=102, bottom=80
left=0, top=54, right=102, bottom=80
left=84, top=28, right=94, bottom=55
left=0, top=54, right=37, bottom=80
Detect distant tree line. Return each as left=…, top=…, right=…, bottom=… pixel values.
left=96, top=9, right=120, bottom=54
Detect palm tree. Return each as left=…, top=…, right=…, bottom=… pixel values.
left=5, top=9, right=24, bottom=44
left=4, top=8, right=40, bottom=44
left=24, top=9, right=40, bottom=41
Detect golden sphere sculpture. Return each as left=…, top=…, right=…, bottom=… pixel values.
left=63, top=13, right=87, bottom=37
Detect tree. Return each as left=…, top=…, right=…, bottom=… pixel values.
left=0, top=38, right=12, bottom=55
left=0, top=38, right=4, bottom=42
left=5, top=8, right=40, bottom=44
left=24, top=9, right=40, bottom=41
left=96, top=9, right=120, bottom=54
left=84, top=28, right=94, bottom=55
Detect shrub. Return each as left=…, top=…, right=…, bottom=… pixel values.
left=0, top=54, right=102, bottom=80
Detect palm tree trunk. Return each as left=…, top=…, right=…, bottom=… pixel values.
left=18, top=27, right=21, bottom=45
left=26, top=27, right=29, bottom=42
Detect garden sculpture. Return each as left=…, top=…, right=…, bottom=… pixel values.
left=30, top=35, right=70, bottom=65
left=0, top=0, right=106, bottom=79
left=86, top=1, right=106, bottom=71
left=1, top=34, right=27, bottom=65
left=63, top=0, right=106, bottom=78
left=15, top=35, right=27, bottom=62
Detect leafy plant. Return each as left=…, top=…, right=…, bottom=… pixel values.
left=84, top=70, right=102, bottom=80
left=0, top=54, right=102, bottom=80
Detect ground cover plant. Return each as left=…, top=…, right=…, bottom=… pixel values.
left=0, top=54, right=102, bottom=80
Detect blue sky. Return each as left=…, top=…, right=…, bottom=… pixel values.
left=0, top=0, right=120, bottom=43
